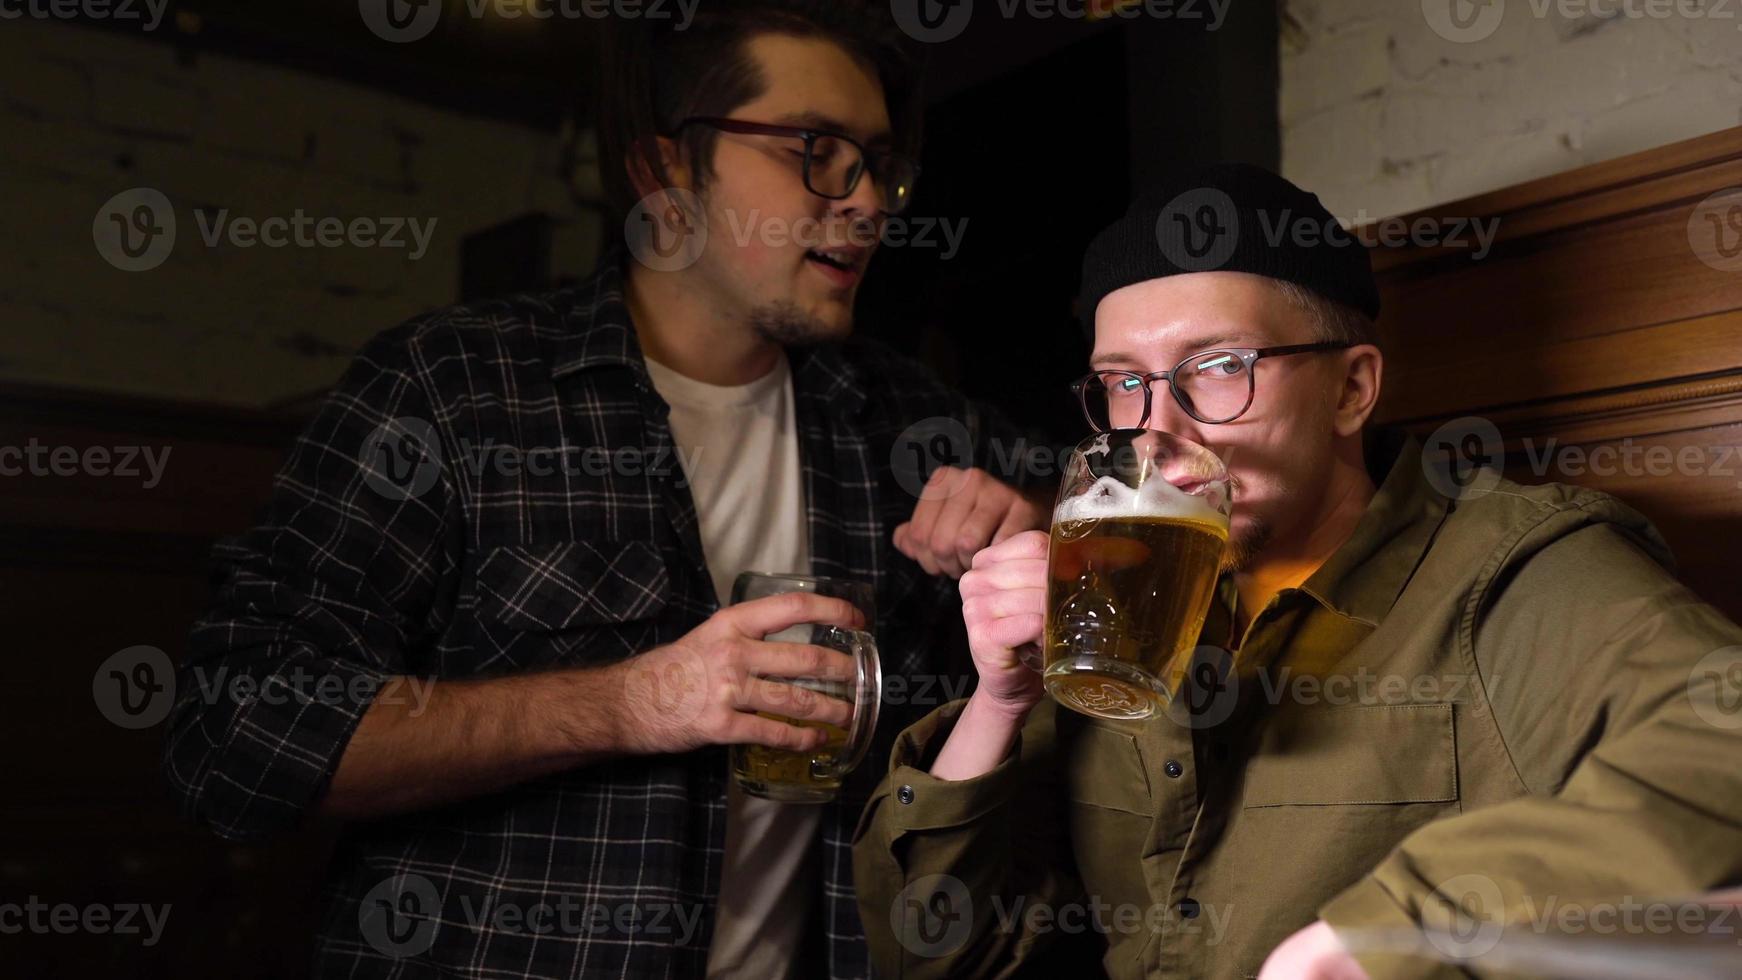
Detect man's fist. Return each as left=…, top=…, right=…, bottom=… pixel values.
left=613, top=592, right=863, bottom=756
left=894, top=465, right=1050, bottom=578
left=957, top=530, right=1050, bottom=719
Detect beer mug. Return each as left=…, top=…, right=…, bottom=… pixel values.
left=1041, top=429, right=1231, bottom=720
left=728, top=572, right=881, bottom=803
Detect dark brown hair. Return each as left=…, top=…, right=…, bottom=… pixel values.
left=596, top=0, right=924, bottom=235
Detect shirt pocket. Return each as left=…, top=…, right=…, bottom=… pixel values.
left=1061, top=722, right=1154, bottom=926
left=470, top=539, right=671, bottom=671
left=1225, top=704, right=1461, bottom=979
left=1064, top=723, right=1153, bottom=813
left=1241, top=702, right=1458, bottom=807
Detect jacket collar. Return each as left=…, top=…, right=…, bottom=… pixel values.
left=1296, top=429, right=1451, bottom=628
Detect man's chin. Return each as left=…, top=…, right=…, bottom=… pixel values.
left=1222, top=517, right=1271, bottom=573
left=748, top=300, right=852, bottom=348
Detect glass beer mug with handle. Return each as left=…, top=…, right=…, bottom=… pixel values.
left=728, top=572, right=882, bottom=803
left=1040, top=429, right=1231, bottom=721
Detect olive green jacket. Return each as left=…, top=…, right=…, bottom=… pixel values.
left=852, top=434, right=1742, bottom=979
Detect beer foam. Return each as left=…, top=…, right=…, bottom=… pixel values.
left=1053, top=474, right=1228, bottom=527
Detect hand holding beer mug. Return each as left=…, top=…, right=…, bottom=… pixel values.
left=729, top=573, right=882, bottom=803
left=1042, top=429, right=1231, bottom=720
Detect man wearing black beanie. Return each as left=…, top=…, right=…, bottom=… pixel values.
left=854, top=164, right=1742, bottom=979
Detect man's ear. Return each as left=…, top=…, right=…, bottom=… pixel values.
left=625, top=133, right=692, bottom=202
left=1332, top=344, right=1383, bottom=437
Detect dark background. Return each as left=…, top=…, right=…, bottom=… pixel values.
left=0, top=2, right=1278, bottom=975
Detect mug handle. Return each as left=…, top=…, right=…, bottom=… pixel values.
left=813, top=626, right=881, bottom=780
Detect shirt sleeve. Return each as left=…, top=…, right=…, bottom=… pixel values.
left=160, top=330, right=457, bottom=841
left=1319, top=515, right=1742, bottom=979
left=852, top=698, right=1085, bottom=977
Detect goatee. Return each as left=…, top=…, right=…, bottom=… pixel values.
left=749, top=301, right=848, bottom=348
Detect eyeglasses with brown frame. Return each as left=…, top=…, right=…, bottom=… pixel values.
left=1071, top=341, right=1356, bottom=430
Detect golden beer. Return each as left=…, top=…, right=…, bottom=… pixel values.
left=1045, top=515, right=1227, bottom=718
left=731, top=710, right=849, bottom=799
left=1042, top=430, right=1232, bottom=721
left=727, top=572, right=880, bottom=803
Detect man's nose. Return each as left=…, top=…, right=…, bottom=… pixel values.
left=836, top=165, right=886, bottom=223
left=1147, top=382, right=1212, bottom=445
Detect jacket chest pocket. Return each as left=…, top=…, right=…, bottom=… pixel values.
left=1223, top=704, right=1461, bottom=977
left=470, top=539, right=672, bottom=672
left=1241, top=702, right=1458, bottom=808
left=1060, top=720, right=1154, bottom=918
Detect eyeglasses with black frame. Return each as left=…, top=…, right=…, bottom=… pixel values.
left=1071, top=341, right=1356, bottom=430
left=672, top=116, right=920, bottom=215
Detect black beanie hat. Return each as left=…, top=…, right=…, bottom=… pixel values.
left=1077, top=163, right=1380, bottom=336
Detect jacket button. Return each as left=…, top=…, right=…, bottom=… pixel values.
left=1179, top=898, right=1201, bottom=919
left=898, top=784, right=915, bottom=805
left=1164, top=759, right=1184, bottom=778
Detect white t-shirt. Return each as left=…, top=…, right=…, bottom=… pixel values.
left=642, top=353, right=821, bottom=980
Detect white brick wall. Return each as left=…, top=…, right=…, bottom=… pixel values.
left=1, top=20, right=602, bottom=408
left=1282, top=0, right=1742, bottom=220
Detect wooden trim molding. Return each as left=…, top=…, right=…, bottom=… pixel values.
left=1365, top=125, right=1742, bottom=428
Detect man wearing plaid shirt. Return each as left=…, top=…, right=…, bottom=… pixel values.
left=162, top=4, right=1047, bottom=977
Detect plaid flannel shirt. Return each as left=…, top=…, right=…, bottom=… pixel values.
left=162, top=255, right=1038, bottom=979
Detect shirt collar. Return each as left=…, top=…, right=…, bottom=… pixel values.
left=546, top=251, right=869, bottom=418
left=548, top=252, right=647, bottom=382
left=1295, top=429, right=1450, bottom=628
